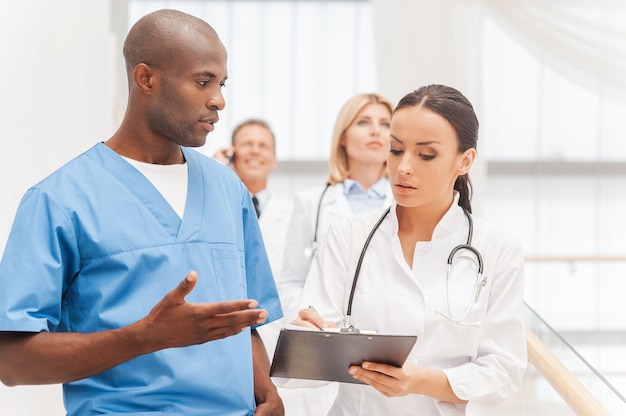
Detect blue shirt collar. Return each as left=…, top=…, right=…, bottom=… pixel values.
left=343, top=177, right=387, bottom=199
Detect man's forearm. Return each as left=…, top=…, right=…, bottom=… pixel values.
left=251, top=329, right=284, bottom=415
left=0, top=324, right=150, bottom=386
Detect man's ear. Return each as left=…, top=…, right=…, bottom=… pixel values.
left=132, top=63, right=155, bottom=93
left=458, top=148, right=477, bottom=175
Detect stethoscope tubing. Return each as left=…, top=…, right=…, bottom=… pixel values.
left=305, top=183, right=331, bottom=260
left=344, top=205, right=485, bottom=328
left=345, top=206, right=391, bottom=321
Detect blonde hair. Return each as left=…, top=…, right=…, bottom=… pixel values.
left=326, top=93, right=394, bottom=185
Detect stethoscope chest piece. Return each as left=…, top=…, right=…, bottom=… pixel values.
left=304, top=243, right=317, bottom=260
left=438, top=210, right=487, bottom=326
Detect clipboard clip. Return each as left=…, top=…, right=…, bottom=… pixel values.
left=328, top=316, right=377, bottom=335
left=321, top=326, right=360, bottom=334
left=340, top=325, right=361, bottom=334
left=322, top=325, right=377, bottom=335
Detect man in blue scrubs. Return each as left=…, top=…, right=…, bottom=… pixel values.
left=0, top=9, right=284, bottom=416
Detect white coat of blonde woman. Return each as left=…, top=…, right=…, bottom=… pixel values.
left=279, top=182, right=393, bottom=319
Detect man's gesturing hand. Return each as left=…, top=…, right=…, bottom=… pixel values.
left=140, top=271, right=268, bottom=352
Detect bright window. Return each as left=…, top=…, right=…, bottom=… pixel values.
left=128, top=0, right=377, bottom=160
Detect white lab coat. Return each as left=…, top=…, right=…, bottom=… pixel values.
left=253, top=191, right=322, bottom=416
left=276, top=182, right=392, bottom=416
left=255, top=191, right=293, bottom=358
left=258, top=192, right=293, bottom=277
left=296, top=199, right=527, bottom=416
left=279, top=182, right=394, bottom=320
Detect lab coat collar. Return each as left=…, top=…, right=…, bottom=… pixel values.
left=388, top=192, right=466, bottom=241
left=432, top=192, right=466, bottom=240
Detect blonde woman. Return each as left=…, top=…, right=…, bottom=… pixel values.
left=276, top=93, right=394, bottom=416
left=280, top=92, right=394, bottom=320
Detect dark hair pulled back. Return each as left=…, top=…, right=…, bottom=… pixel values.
left=393, top=84, right=478, bottom=213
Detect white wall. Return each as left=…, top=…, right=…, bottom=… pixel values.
left=0, top=0, right=115, bottom=414
left=371, top=0, right=482, bottom=103
left=0, top=0, right=117, bottom=252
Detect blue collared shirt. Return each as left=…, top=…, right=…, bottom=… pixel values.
left=343, top=177, right=388, bottom=215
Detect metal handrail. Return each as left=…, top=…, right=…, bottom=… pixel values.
left=522, top=256, right=625, bottom=412
left=526, top=328, right=612, bottom=415
left=524, top=301, right=626, bottom=414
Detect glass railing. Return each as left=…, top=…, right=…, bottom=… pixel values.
left=492, top=302, right=626, bottom=415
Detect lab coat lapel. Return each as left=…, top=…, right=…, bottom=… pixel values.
left=383, top=180, right=394, bottom=207
left=258, top=194, right=285, bottom=229
left=323, top=183, right=353, bottom=219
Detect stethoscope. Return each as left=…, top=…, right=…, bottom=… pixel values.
left=304, top=183, right=331, bottom=260
left=341, top=205, right=488, bottom=331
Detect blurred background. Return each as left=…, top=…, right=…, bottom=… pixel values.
left=1, top=1, right=625, bottom=414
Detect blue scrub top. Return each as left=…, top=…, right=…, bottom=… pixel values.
left=0, top=143, right=283, bottom=415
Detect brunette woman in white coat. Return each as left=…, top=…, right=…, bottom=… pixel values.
left=292, top=85, right=527, bottom=415
left=277, top=93, right=394, bottom=415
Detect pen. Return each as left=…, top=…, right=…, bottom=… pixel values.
left=307, top=305, right=334, bottom=330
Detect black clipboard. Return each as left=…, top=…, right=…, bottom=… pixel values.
left=269, top=328, right=417, bottom=384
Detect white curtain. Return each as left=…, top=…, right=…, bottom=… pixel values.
left=475, top=1, right=626, bottom=345
left=484, top=0, right=626, bottom=102
left=477, top=1, right=626, bottom=161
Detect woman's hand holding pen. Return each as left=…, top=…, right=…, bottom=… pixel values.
left=291, top=306, right=336, bottom=330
